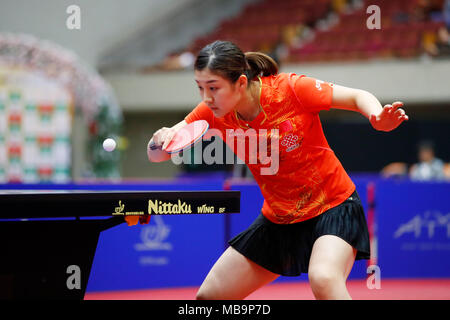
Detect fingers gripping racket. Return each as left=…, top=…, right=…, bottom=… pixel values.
left=147, top=120, right=209, bottom=161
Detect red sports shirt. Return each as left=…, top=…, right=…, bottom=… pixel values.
left=185, top=72, right=355, bottom=224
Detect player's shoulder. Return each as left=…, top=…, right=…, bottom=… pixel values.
left=259, top=73, right=295, bottom=107
left=261, top=72, right=307, bottom=89
left=262, top=72, right=290, bottom=83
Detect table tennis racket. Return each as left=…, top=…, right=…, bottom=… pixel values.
left=147, top=120, right=209, bottom=161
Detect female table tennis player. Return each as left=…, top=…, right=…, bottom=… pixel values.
left=149, top=40, right=408, bottom=300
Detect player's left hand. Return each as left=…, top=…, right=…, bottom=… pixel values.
left=369, top=101, right=409, bottom=132
left=125, top=215, right=151, bottom=226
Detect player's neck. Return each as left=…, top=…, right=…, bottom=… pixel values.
left=235, top=81, right=261, bottom=122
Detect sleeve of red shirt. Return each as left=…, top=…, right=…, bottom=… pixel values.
left=288, top=73, right=333, bottom=113
left=184, top=102, right=215, bottom=126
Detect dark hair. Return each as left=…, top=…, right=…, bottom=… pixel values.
left=417, top=140, right=435, bottom=152
left=194, top=40, right=278, bottom=83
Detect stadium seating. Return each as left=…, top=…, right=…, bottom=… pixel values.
left=177, top=0, right=447, bottom=67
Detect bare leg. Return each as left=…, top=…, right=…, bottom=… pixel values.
left=308, top=235, right=357, bottom=300
left=196, top=246, right=279, bottom=300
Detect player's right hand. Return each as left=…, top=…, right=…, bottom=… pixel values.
left=151, top=127, right=177, bottom=151
left=147, top=121, right=187, bottom=162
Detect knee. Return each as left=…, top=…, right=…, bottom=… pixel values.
left=196, top=288, right=221, bottom=300
left=195, top=289, right=209, bottom=300
left=309, top=269, right=343, bottom=296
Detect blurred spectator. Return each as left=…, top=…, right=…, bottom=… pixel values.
left=414, top=0, right=430, bottom=21
left=420, top=0, right=450, bottom=57
left=416, top=0, right=445, bottom=21
left=331, top=0, right=348, bottom=14
left=444, top=162, right=450, bottom=178
left=271, top=24, right=312, bottom=64
left=436, top=24, right=450, bottom=55
left=381, top=162, right=408, bottom=178
left=144, top=51, right=195, bottom=72
left=422, top=29, right=439, bottom=56
left=165, top=51, right=194, bottom=70
left=429, top=0, right=447, bottom=21
left=283, top=24, right=314, bottom=48
left=444, top=0, right=450, bottom=27
left=269, top=39, right=289, bottom=65
left=435, top=0, right=450, bottom=56
left=409, top=140, right=446, bottom=181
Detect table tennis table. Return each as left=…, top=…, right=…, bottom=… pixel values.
left=0, top=190, right=240, bottom=299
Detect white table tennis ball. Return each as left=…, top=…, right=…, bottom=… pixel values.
left=103, top=138, right=116, bottom=152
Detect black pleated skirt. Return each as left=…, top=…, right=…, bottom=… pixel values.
left=228, top=190, right=371, bottom=276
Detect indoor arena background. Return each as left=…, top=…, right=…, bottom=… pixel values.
left=0, top=0, right=449, bottom=300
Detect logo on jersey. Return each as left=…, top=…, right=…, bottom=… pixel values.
left=281, top=134, right=300, bottom=152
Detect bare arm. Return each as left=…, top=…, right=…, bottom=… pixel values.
left=331, top=84, right=408, bottom=132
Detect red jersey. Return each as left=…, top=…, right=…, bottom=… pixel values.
left=185, top=72, right=355, bottom=224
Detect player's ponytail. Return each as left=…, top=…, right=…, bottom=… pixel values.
left=194, top=40, right=278, bottom=84
left=244, top=52, right=278, bottom=80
